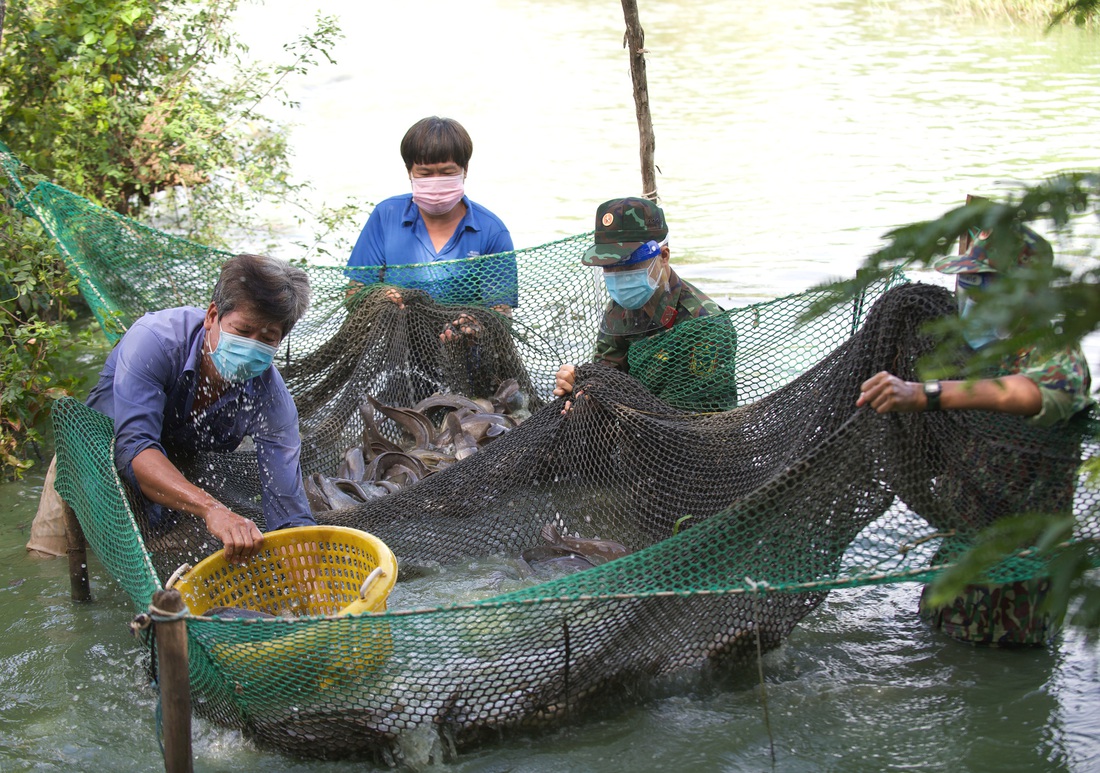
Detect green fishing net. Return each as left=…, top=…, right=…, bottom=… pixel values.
left=6, top=142, right=1097, bottom=764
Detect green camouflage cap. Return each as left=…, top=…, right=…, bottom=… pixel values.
left=582, top=197, right=668, bottom=267
left=933, top=224, right=1053, bottom=274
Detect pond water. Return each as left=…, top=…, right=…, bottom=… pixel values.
left=2, top=0, right=1099, bottom=770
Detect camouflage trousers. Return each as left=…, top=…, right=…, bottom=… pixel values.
left=918, top=576, right=1060, bottom=647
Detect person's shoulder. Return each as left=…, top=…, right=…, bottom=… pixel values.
left=362, top=194, right=414, bottom=223
left=374, top=194, right=415, bottom=213
left=134, top=305, right=204, bottom=322
left=675, top=275, right=722, bottom=314
left=264, top=363, right=290, bottom=392
left=376, top=193, right=413, bottom=208
left=252, top=366, right=300, bottom=418
left=116, top=307, right=204, bottom=373
left=466, top=198, right=510, bottom=231
left=128, top=306, right=205, bottom=340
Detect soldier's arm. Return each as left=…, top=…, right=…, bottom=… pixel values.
left=857, top=372, right=1042, bottom=415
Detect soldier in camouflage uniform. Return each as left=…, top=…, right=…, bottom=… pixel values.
left=554, top=197, right=737, bottom=409
left=857, top=223, right=1092, bottom=646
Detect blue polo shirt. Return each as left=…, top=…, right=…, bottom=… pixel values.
left=85, top=307, right=314, bottom=531
left=345, top=194, right=518, bottom=308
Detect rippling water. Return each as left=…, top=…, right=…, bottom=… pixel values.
left=1, top=0, right=1098, bottom=770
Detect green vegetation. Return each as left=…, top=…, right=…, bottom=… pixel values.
left=0, top=0, right=343, bottom=241
left=924, top=511, right=1100, bottom=635
left=0, top=189, right=80, bottom=475
left=0, top=0, right=346, bottom=478
left=808, top=173, right=1100, bottom=377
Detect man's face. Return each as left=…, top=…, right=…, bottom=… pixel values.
left=204, top=303, right=284, bottom=349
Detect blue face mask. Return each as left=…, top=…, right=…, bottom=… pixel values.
left=958, top=296, right=1000, bottom=349
left=210, top=327, right=279, bottom=382
left=604, top=257, right=660, bottom=310
left=604, top=266, right=658, bottom=309
left=956, top=274, right=1005, bottom=350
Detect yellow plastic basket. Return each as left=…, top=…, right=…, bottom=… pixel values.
left=172, top=525, right=398, bottom=617
left=172, top=526, right=398, bottom=691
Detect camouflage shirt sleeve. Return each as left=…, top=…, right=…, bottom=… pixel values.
left=1006, top=345, right=1094, bottom=426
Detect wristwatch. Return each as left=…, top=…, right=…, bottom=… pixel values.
left=923, top=380, right=942, bottom=412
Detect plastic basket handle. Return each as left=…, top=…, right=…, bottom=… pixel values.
left=359, top=566, right=388, bottom=600
left=165, top=563, right=193, bottom=590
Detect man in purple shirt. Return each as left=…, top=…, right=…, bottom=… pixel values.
left=84, top=254, right=314, bottom=561
left=345, top=116, right=517, bottom=340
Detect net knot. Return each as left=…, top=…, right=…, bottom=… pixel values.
left=743, top=576, right=770, bottom=594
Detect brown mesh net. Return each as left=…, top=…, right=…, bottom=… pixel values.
left=11, top=138, right=1095, bottom=763
left=119, top=280, right=1093, bottom=762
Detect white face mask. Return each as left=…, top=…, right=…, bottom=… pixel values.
left=410, top=173, right=465, bottom=216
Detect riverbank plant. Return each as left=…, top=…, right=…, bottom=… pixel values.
left=0, top=0, right=344, bottom=243
left=0, top=191, right=84, bottom=477
left=0, top=0, right=348, bottom=476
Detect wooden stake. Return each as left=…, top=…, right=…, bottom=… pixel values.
left=621, top=0, right=657, bottom=201
left=153, top=588, right=193, bottom=773
left=62, top=504, right=90, bottom=602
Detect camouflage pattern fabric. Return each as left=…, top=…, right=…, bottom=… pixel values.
left=932, top=223, right=1053, bottom=275
left=932, top=220, right=1090, bottom=421
left=1006, top=344, right=1094, bottom=426
left=919, top=575, right=1059, bottom=647
left=923, top=220, right=1091, bottom=646
left=593, top=270, right=723, bottom=371
left=582, top=197, right=669, bottom=267
left=922, top=336, right=1091, bottom=646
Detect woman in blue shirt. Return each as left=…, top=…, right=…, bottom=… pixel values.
left=345, top=116, right=517, bottom=340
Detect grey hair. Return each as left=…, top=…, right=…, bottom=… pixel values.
left=210, top=254, right=311, bottom=335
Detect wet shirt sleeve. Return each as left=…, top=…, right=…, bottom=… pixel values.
left=109, top=321, right=177, bottom=471
left=251, top=385, right=315, bottom=529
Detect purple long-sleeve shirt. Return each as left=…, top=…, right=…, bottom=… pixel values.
left=85, top=306, right=314, bottom=530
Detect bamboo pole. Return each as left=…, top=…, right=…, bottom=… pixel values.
left=62, top=504, right=91, bottom=602
left=621, top=0, right=657, bottom=201
left=152, top=588, right=193, bottom=773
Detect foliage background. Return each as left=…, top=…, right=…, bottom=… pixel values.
left=0, top=0, right=348, bottom=478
